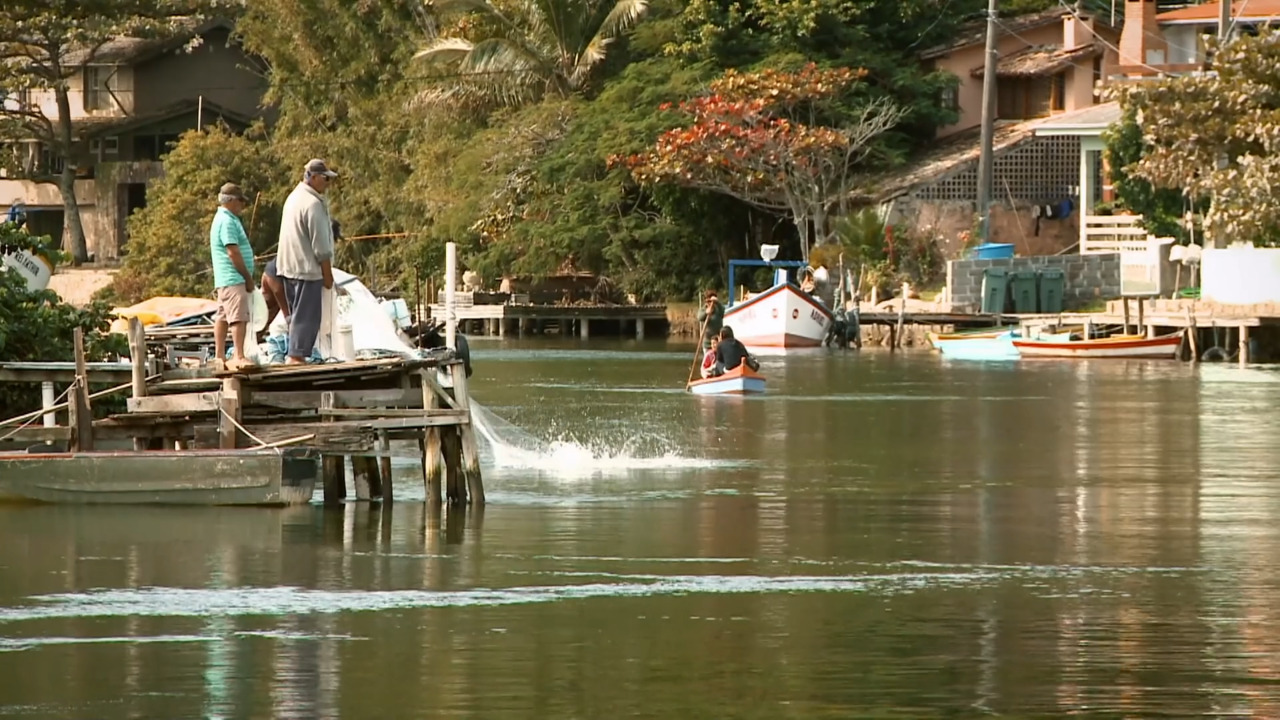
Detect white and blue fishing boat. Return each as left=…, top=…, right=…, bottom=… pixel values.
left=687, top=364, right=766, bottom=395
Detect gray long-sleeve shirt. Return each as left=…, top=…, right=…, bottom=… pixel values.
left=276, top=182, right=334, bottom=281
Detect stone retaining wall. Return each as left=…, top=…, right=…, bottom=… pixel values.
left=947, top=253, right=1121, bottom=313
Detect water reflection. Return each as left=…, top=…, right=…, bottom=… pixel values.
left=3, top=351, right=1280, bottom=717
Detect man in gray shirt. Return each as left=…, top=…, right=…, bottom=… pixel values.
left=277, top=158, right=338, bottom=364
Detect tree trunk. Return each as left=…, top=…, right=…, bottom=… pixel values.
left=53, top=83, right=89, bottom=264
left=794, top=211, right=812, bottom=263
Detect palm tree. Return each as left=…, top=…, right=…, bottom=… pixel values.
left=414, top=0, right=648, bottom=110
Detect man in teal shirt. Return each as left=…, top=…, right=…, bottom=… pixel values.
left=210, top=182, right=256, bottom=370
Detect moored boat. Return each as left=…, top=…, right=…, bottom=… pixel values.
left=0, top=447, right=320, bottom=505
left=723, top=281, right=832, bottom=348
left=1012, top=331, right=1184, bottom=359
left=688, top=364, right=766, bottom=395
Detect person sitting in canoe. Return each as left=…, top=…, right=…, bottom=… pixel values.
left=700, top=336, right=721, bottom=378
left=712, top=326, right=760, bottom=375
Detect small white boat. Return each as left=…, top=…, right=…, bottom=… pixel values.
left=1012, top=331, right=1184, bottom=359
left=688, top=364, right=766, bottom=395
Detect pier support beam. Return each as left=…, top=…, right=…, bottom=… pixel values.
left=451, top=361, right=485, bottom=506
left=580, top=318, right=590, bottom=340
left=322, top=456, right=347, bottom=505
left=218, top=377, right=241, bottom=449
left=635, top=319, right=645, bottom=340
left=1240, top=325, right=1250, bottom=366
left=378, top=430, right=393, bottom=501
left=419, top=370, right=442, bottom=506
left=353, top=456, right=383, bottom=501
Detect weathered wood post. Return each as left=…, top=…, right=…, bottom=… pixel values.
left=127, top=317, right=148, bottom=451
left=635, top=318, right=645, bottom=340
left=353, top=456, right=380, bottom=501
left=443, top=425, right=464, bottom=504
left=319, top=391, right=347, bottom=504
left=378, top=430, right=393, bottom=502
left=1185, top=307, right=1199, bottom=362
left=1239, top=325, right=1250, bottom=366
left=419, top=369, right=442, bottom=506
left=70, top=327, right=93, bottom=452
left=895, top=282, right=908, bottom=349
left=218, top=376, right=241, bottom=449
left=450, top=360, right=485, bottom=506
left=1122, top=297, right=1131, bottom=335
left=445, top=241, right=458, bottom=349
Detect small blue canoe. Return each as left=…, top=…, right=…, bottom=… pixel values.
left=688, top=364, right=766, bottom=395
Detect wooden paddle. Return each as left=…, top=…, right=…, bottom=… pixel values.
left=685, top=310, right=713, bottom=390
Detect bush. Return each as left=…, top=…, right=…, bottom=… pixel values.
left=0, top=226, right=127, bottom=418
left=110, top=124, right=290, bottom=304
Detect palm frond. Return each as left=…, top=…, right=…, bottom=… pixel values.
left=413, top=36, right=475, bottom=63
left=570, top=0, right=647, bottom=86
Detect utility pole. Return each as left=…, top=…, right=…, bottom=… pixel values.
left=1218, top=0, right=1232, bottom=42
left=976, top=0, right=999, bottom=243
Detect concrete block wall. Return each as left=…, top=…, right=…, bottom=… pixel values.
left=947, top=253, right=1121, bottom=313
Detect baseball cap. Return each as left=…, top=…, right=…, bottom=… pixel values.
left=219, top=182, right=247, bottom=201
left=305, top=159, right=339, bottom=178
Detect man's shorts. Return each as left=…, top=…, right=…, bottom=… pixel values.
left=215, top=284, right=249, bottom=324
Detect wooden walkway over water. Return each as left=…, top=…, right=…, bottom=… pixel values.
left=0, top=322, right=483, bottom=506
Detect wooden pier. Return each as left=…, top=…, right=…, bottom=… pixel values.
left=428, top=293, right=667, bottom=339
left=0, top=322, right=483, bottom=506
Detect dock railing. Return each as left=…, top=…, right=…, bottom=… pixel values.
left=1081, top=214, right=1149, bottom=254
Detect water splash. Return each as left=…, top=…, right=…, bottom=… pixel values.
left=470, top=401, right=739, bottom=475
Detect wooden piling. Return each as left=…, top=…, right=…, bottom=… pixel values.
left=635, top=318, right=645, bottom=340
left=378, top=430, right=393, bottom=502
left=321, top=456, right=347, bottom=505
left=1136, top=297, right=1144, bottom=335
left=1240, top=325, right=1250, bottom=366
left=127, top=317, right=148, bottom=451
left=352, top=456, right=382, bottom=501
left=419, top=370, right=442, bottom=506
left=1122, top=298, right=1131, bottom=335
left=451, top=361, right=485, bottom=506
left=895, top=282, right=907, bottom=349
left=1186, top=308, right=1199, bottom=362
left=218, top=377, right=241, bottom=449
left=70, top=328, right=94, bottom=452
left=442, top=426, right=464, bottom=504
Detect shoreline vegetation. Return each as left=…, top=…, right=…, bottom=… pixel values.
left=94, top=0, right=992, bottom=309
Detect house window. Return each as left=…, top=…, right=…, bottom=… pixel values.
left=83, top=66, right=118, bottom=111
left=998, top=77, right=1054, bottom=120
left=1051, top=72, right=1066, bottom=112
left=89, top=137, right=120, bottom=156
left=39, top=146, right=64, bottom=174
left=940, top=85, right=959, bottom=114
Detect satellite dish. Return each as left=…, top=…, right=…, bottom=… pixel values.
left=760, top=244, right=779, bottom=262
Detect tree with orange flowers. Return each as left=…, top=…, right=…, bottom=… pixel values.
left=620, top=64, right=903, bottom=261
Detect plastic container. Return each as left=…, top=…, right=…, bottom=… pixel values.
left=333, top=323, right=356, bottom=361
left=973, top=243, right=1015, bottom=260
left=1010, top=270, right=1039, bottom=313
left=382, top=298, right=412, bottom=329
left=980, top=267, right=1009, bottom=314
left=1038, top=268, right=1065, bottom=313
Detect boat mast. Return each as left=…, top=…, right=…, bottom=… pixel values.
left=976, top=0, right=999, bottom=243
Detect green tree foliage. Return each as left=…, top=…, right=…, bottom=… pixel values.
left=235, top=0, right=432, bottom=283
left=110, top=126, right=289, bottom=304
left=0, top=224, right=126, bottom=417
left=1110, top=28, right=1280, bottom=246
left=0, top=0, right=227, bottom=264
left=1101, top=104, right=1191, bottom=242
left=415, top=0, right=649, bottom=111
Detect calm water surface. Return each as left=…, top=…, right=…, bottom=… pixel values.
left=2, top=341, right=1280, bottom=718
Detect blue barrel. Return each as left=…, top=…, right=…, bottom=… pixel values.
left=972, top=243, right=1015, bottom=259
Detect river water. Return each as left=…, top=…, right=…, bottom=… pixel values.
left=2, top=341, right=1280, bottom=718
